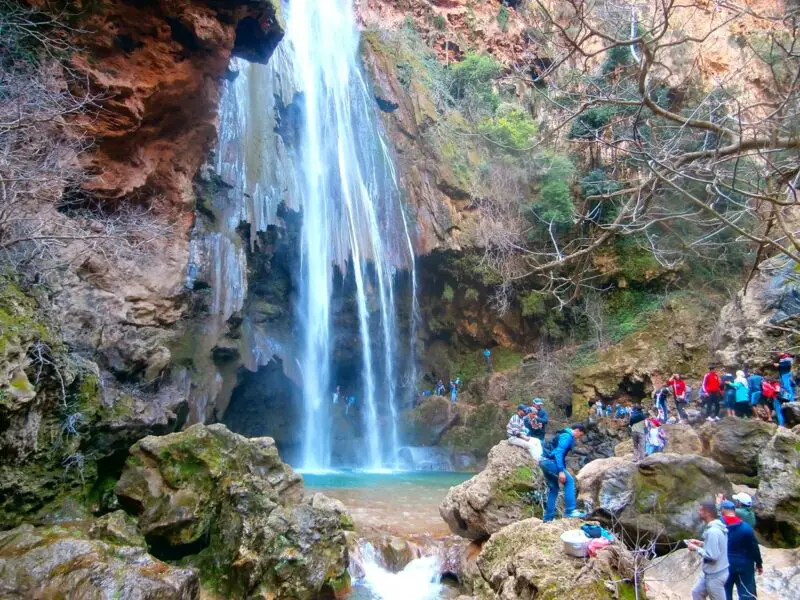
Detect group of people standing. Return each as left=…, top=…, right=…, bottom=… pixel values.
left=642, top=353, right=795, bottom=428
left=689, top=494, right=762, bottom=600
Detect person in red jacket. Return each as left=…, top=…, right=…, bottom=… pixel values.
left=668, top=373, right=688, bottom=422
left=702, top=365, right=722, bottom=421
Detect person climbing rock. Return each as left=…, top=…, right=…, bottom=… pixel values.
left=483, top=347, right=492, bottom=372
left=762, top=377, right=784, bottom=426
left=733, top=371, right=751, bottom=418
left=539, top=423, right=586, bottom=522
left=719, top=500, right=762, bottom=600
left=653, top=384, right=670, bottom=422
left=645, top=418, right=666, bottom=455
left=702, top=365, right=723, bottom=421
left=449, top=378, right=458, bottom=404
left=776, top=352, right=794, bottom=403
left=668, top=373, right=688, bottom=422
left=687, top=502, right=729, bottom=600
left=506, top=404, right=542, bottom=460
left=629, top=404, right=647, bottom=463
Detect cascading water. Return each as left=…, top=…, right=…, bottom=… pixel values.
left=212, top=0, right=417, bottom=471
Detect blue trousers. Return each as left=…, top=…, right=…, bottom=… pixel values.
left=657, top=398, right=668, bottom=421
left=774, top=399, right=785, bottom=426
left=724, top=568, right=756, bottom=600
left=540, top=459, right=575, bottom=521
left=780, top=372, right=794, bottom=401
left=750, top=391, right=761, bottom=406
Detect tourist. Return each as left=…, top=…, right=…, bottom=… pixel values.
left=594, top=398, right=605, bottom=418
left=539, top=423, right=587, bottom=522
left=653, top=384, right=670, bottom=422
left=702, top=365, right=723, bottom=421
left=613, top=403, right=626, bottom=420
left=449, top=379, right=458, bottom=404
left=716, top=492, right=756, bottom=528
left=722, top=371, right=736, bottom=418
left=762, top=377, right=784, bottom=427
left=526, top=398, right=548, bottom=440
left=733, top=371, right=751, bottom=418
left=345, top=395, right=356, bottom=416
left=483, top=347, right=492, bottom=372
left=687, top=502, right=729, bottom=600
left=719, top=500, right=762, bottom=600
left=332, top=385, right=341, bottom=405
left=731, top=492, right=756, bottom=528
left=506, top=405, right=542, bottom=460
left=629, top=404, right=647, bottom=463
left=748, top=370, right=763, bottom=415
left=668, top=373, right=689, bottom=422
left=777, top=352, right=794, bottom=402
left=436, top=379, right=446, bottom=396
left=645, top=418, right=666, bottom=455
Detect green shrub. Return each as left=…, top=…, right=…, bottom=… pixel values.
left=569, top=105, right=618, bottom=139
left=602, top=41, right=637, bottom=75
left=580, top=169, right=622, bottom=198
left=478, top=107, right=537, bottom=151
left=432, top=14, right=447, bottom=30
left=527, top=155, right=576, bottom=224
left=449, top=53, right=502, bottom=98
left=519, top=291, right=546, bottom=317
left=497, top=6, right=510, bottom=32
left=465, top=288, right=480, bottom=302
left=442, top=283, right=455, bottom=302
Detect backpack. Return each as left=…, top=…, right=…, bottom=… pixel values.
left=762, top=380, right=777, bottom=399
left=542, top=429, right=570, bottom=458
left=683, top=385, right=692, bottom=403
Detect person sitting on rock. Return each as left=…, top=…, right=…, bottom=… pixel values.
left=719, top=500, right=762, bottom=600
left=687, top=502, right=729, bottom=600
left=525, top=398, right=549, bottom=440
left=506, top=404, right=542, bottom=461
left=645, top=418, right=666, bottom=455
left=539, top=423, right=587, bottom=522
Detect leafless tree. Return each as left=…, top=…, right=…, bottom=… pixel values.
left=0, top=0, right=174, bottom=277
left=479, top=0, right=800, bottom=307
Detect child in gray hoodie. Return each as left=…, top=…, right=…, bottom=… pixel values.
left=688, top=502, right=729, bottom=600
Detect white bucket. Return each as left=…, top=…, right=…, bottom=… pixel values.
left=560, top=530, right=590, bottom=558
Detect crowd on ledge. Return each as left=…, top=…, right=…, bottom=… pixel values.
left=500, top=355, right=797, bottom=599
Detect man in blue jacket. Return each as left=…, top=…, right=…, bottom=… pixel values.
left=539, top=423, right=586, bottom=522
left=720, top=501, right=762, bottom=600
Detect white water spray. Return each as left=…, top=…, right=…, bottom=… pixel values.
left=213, top=0, right=417, bottom=470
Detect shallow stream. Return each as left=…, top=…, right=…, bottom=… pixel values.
left=306, top=471, right=473, bottom=599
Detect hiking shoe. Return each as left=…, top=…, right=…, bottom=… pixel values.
left=564, top=510, right=586, bottom=519
left=706, top=417, right=714, bottom=422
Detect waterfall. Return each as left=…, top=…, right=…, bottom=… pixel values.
left=211, top=0, right=417, bottom=471
left=353, top=541, right=444, bottom=600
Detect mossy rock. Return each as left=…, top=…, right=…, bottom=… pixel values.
left=467, top=518, right=637, bottom=600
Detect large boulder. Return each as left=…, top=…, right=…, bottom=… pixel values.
left=699, top=419, right=777, bottom=477
left=399, top=396, right=460, bottom=446
left=115, top=423, right=349, bottom=599
left=439, top=440, right=545, bottom=540
left=578, top=454, right=732, bottom=544
left=0, top=513, right=198, bottom=599
left=756, top=428, right=800, bottom=547
left=462, top=518, right=638, bottom=600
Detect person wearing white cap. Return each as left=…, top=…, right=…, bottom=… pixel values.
left=717, top=491, right=756, bottom=528
left=732, top=492, right=756, bottom=528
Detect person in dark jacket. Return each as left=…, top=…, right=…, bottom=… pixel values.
left=629, top=404, right=647, bottom=463
left=539, top=424, right=586, bottom=522
left=525, top=397, right=549, bottom=440
left=720, top=501, right=762, bottom=600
